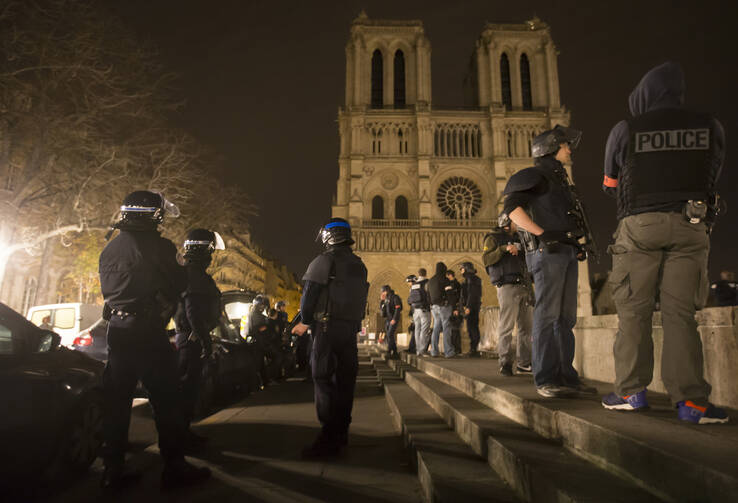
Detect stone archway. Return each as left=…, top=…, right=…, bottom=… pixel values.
left=366, top=267, right=408, bottom=333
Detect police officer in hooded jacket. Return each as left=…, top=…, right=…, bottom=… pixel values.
left=98, top=191, right=210, bottom=490
left=600, top=62, right=728, bottom=424
left=380, top=284, right=403, bottom=359
left=502, top=126, right=596, bottom=398
left=292, top=218, right=369, bottom=457
left=459, top=262, right=482, bottom=357
left=174, top=228, right=225, bottom=441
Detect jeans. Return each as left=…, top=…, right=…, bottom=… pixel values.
left=430, top=304, right=455, bottom=357
left=412, top=309, right=431, bottom=355
left=526, top=245, right=579, bottom=387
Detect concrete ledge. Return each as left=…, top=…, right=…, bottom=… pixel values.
left=403, top=353, right=738, bottom=503
left=384, top=382, right=519, bottom=503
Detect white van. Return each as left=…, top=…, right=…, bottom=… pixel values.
left=27, top=303, right=102, bottom=348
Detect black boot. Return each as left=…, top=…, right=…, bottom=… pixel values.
left=301, top=435, right=342, bottom=459
left=101, top=465, right=142, bottom=491
left=161, top=459, right=211, bottom=490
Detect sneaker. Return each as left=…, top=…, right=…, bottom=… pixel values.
left=499, top=364, right=513, bottom=377
left=536, top=384, right=573, bottom=398
left=515, top=364, right=532, bottom=374
left=602, top=390, right=649, bottom=411
left=677, top=401, right=729, bottom=424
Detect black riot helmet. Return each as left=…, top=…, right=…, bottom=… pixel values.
left=405, top=274, right=417, bottom=284
left=497, top=212, right=512, bottom=229
left=117, top=190, right=180, bottom=229
left=316, top=217, right=354, bottom=247
left=531, top=125, right=582, bottom=158
left=184, top=228, right=225, bottom=259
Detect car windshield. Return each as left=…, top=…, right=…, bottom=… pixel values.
left=224, top=302, right=251, bottom=321
left=53, top=308, right=76, bottom=329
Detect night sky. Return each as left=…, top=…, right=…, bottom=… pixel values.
left=109, top=0, right=736, bottom=280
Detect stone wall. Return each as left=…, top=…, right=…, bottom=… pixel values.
left=480, top=306, right=738, bottom=409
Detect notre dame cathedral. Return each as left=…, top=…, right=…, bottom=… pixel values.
left=331, top=13, right=591, bottom=328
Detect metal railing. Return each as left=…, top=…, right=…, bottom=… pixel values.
left=360, top=218, right=494, bottom=229
left=362, top=219, right=420, bottom=228
left=431, top=218, right=495, bottom=228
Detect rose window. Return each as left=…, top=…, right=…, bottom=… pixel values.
left=436, top=177, right=482, bottom=219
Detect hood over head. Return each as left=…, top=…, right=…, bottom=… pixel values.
left=435, top=262, right=447, bottom=276
left=629, top=61, right=685, bottom=117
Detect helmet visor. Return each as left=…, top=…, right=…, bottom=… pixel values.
left=213, top=231, right=226, bottom=250
left=555, top=125, right=582, bottom=150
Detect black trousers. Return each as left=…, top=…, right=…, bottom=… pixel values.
left=311, top=319, right=359, bottom=442
left=175, top=334, right=203, bottom=427
left=104, top=315, right=185, bottom=468
left=466, top=306, right=481, bottom=352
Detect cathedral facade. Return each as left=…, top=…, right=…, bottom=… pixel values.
left=331, top=14, right=590, bottom=328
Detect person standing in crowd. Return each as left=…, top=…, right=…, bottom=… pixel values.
left=460, top=262, right=482, bottom=358
left=482, top=213, right=533, bottom=376
left=407, top=269, right=431, bottom=356
left=292, top=218, right=369, bottom=456
left=275, top=300, right=289, bottom=335
left=380, top=285, right=402, bottom=359
left=405, top=275, right=417, bottom=354
left=503, top=125, right=596, bottom=398
left=248, top=294, right=271, bottom=385
left=174, top=229, right=225, bottom=445
left=427, top=262, right=455, bottom=358
left=710, top=271, right=738, bottom=307
left=600, top=62, right=728, bottom=424
left=445, top=270, right=463, bottom=354
left=98, top=190, right=210, bottom=490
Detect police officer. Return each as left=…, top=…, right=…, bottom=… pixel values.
left=600, top=62, right=728, bottom=424
left=380, top=285, right=403, bottom=359
left=275, top=300, right=289, bottom=334
left=174, top=228, right=225, bottom=442
left=459, top=262, right=482, bottom=357
left=248, top=294, right=272, bottom=385
left=502, top=126, right=596, bottom=398
left=98, top=190, right=210, bottom=489
left=444, top=270, right=463, bottom=354
left=292, top=218, right=369, bottom=456
left=407, top=269, right=431, bottom=356
left=482, top=213, right=533, bottom=376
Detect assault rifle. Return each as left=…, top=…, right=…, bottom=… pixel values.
left=561, top=170, right=600, bottom=262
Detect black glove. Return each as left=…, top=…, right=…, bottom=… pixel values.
left=576, top=245, right=587, bottom=262
left=200, top=337, right=213, bottom=359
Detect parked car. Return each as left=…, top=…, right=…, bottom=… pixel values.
left=70, top=317, right=108, bottom=361
left=221, top=289, right=258, bottom=338
left=27, top=303, right=102, bottom=348
left=0, top=303, right=104, bottom=485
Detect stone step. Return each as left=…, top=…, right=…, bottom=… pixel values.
left=384, top=381, right=520, bottom=503
left=373, top=360, right=405, bottom=384
left=405, top=369, right=661, bottom=502
left=403, top=353, right=738, bottom=503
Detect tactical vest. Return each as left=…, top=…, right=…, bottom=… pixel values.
left=485, top=231, right=525, bottom=286
left=316, top=248, right=369, bottom=322
left=408, top=280, right=430, bottom=310
left=619, top=108, right=714, bottom=219
left=526, top=160, right=581, bottom=235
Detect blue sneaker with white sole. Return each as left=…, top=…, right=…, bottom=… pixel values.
left=602, top=390, right=649, bottom=411
left=677, top=401, right=729, bottom=424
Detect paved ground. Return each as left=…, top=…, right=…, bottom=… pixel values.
left=27, top=375, right=422, bottom=503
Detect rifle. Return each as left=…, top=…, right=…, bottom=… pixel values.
left=561, top=170, right=600, bottom=262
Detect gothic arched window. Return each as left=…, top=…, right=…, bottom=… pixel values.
left=520, top=53, right=532, bottom=110
left=372, top=195, right=384, bottom=219
left=371, top=50, right=383, bottom=108
left=394, top=50, right=406, bottom=107
left=395, top=196, right=409, bottom=220
left=500, top=53, right=512, bottom=109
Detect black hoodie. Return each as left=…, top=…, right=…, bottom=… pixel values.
left=603, top=62, right=725, bottom=209
left=427, top=262, right=450, bottom=305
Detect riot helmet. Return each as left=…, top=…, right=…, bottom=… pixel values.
left=405, top=274, right=417, bottom=284
left=497, top=212, right=511, bottom=229
left=381, top=285, right=392, bottom=293
left=184, top=228, right=225, bottom=263
left=531, top=125, right=582, bottom=158
left=316, top=217, right=354, bottom=246
left=275, top=300, right=286, bottom=310
left=117, top=190, right=179, bottom=229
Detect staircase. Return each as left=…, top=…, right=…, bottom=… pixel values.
left=364, top=345, right=738, bottom=503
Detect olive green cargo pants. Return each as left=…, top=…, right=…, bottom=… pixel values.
left=608, top=212, right=712, bottom=405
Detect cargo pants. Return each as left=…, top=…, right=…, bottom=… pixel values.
left=496, top=283, right=533, bottom=368
left=609, top=212, right=712, bottom=405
